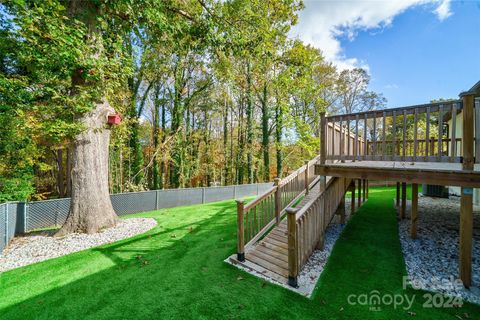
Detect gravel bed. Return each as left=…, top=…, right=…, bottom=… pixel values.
left=398, top=196, right=480, bottom=305
left=0, top=218, right=157, bottom=273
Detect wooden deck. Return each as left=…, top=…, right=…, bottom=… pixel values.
left=315, top=161, right=480, bottom=188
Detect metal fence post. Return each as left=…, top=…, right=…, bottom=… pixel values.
left=233, top=185, right=237, bottom=199
left=155, top=190, right=160, bottom=210
left=5, top=203, right=9, bottom=246
left=256, top=183, right=259, bottom=195
left=202, top=187, right=206, bottom=204
left=24, top=202, right=28, bottom=233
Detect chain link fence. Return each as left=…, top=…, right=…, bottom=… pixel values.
left=0, top=183, right=271, bottom=253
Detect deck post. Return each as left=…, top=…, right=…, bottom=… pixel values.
left=286, top=207, right=299, bottom=287
left=366, top=180, right=369, bottom=199
left=396, top=182, right=400, bottom=207
left=304, top=160, right=310, bottom=195
left=357, top=179, right=362, bottom=207
left=320, top=112, right=326, bottom=165
left=274, top=178, right=281, bottom=225
left=460, top=188, right=473, bottom=288
left=459, top=93, right=475, bottom=287
left=401, top=182, right=407, bottom=219
left=362, top=179, right=366, bottom=202
left=336, top=195, right=346, bottom=224
left=236, top=199, right=246, bottom=261
left=411, top=184, right=418, bottom=239
left=351, top=181, right=356, bottom=215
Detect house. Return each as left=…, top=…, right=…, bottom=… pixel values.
left=447, top=80, right=480, bottom=205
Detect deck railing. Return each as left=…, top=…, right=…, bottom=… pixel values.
left=321, top=100, right=473, bottom=163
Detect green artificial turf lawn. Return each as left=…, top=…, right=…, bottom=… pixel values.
left=0, top=187, right=479, bottom=319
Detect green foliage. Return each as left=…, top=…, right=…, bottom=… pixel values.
left=0, top=0, right=387, bottom=199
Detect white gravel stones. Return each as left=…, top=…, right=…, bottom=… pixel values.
left=398, top=196, right=480, bottom=305
left=0, top=218, right=157, bottom=273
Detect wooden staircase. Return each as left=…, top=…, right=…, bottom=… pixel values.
left=244, top=185, right=322, bottom=278
left=230, top=125, right=365, bottom=286
left=231, top=173, right=358, bottom=286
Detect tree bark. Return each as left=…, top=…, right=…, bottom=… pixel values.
left=55, top=148, right=65, bottom=197
left=58, top=1, right=117, bottom=235
left=57, top=100, right=118, bottom=235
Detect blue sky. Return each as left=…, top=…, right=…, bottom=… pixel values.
left=292, top=0, right=480, bottom=107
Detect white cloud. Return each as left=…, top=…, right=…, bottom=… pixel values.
left=291, top=0, right=453, bottom=70
left=384, top=84, right=399, bottom=89
left=434, top=0, right=453, bottom=20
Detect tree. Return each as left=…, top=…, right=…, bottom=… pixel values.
left=337, top=68, right=386, bottom=114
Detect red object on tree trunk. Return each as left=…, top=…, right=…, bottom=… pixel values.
left=107, top=114, right=121, bottom=125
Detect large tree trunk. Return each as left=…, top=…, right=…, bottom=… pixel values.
left=57, top=100, right=118, bottom=235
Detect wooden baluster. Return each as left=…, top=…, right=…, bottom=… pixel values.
left=320, top=113, right=326, bottom=164
left=364, top=113, right=368, bottom=160
left=438, top=104, right=443, bottom=160
left=347, top=119, right=351, bottom=160
left=354, top=115, right=359, bottom=161
left=392, top=110, right=397, bottom=159
left=339, top=116, right=344, bottom=162
left=236, top=200, right=245, bottom=261
left=304, top=160, right=309, bottom=194
left=403, top=109, right=407, bottom=161
left=286, top=207, right=299, bottom=287
left=425, top=107, right=430, bottom=160
left=274, top=178, right=281, bottom=225
left=451, top=103, right=457, bottom=161
left=382, top=111, right=386, bottom=160
left=331, top=120, right=335, bottom=160
left=413, top=108, right=418, bottom=162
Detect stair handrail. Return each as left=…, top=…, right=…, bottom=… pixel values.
left=235, top=155, right=320, bottom=262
